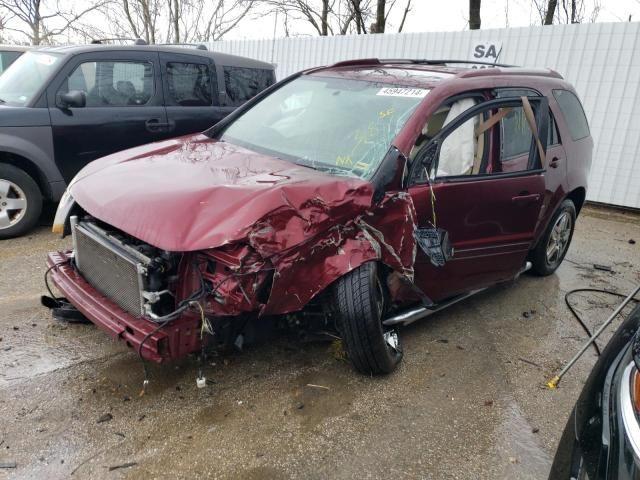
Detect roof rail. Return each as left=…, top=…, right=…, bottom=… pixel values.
left=160, top=42, right=208, bottom=51
left=331, top=58, right=381, bottom=67
left=330, top=58, right=517, bottom=68
left=380, top=59, right=517, bottom=68
left=90, top=37, right=147, bottom=45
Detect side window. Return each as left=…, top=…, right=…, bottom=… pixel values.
left=166, top=62, right=214, bottom=106
left=553, top=89, right=590, bottom=141
left=224, top=66, right=274, bottom=106
left=59, top=61, right=153, bottom=107
left=0, top=51, right=22, bottom=75
left=495, top=88, right=560, bottom=146
left=412, top=98, right=546, bottom=183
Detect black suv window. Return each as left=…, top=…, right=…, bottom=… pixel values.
left=553, top=89, right=590, bottom=140
left=166, top=62, right=214, bottom=106
left=60, top=61, right=154, bottom=107
left=224, top=66, right=274, bottom=106
left=0, top=51, right=22, bottom=74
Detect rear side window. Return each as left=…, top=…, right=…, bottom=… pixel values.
left=224, top=66, right=274, bottom=106
left=0, top=51, right=23, bottom=75
left=61, top=61, right=154, bottom=107
left=166, top=62, right=215, bottom=106
left=553, top=89, right=590, bottom=141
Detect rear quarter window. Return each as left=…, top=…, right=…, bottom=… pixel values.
left=553, top=89, right=590, bottom=141
left=224, top=66, right=275, bottom=106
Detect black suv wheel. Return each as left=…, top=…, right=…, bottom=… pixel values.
left=0, top=164, right=42, bottom=239
left=333, top=262, right=403, bottom=375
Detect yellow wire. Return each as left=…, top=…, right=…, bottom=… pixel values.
left=193, top=301, right=210, bottom=340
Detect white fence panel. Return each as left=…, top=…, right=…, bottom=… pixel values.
left=211, top=23, right=640, bottom=209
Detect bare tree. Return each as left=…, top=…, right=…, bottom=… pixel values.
left=264, top=0, right=335, bottom=36
left=264, top=0, right=409, bottom=36
left=0, top=0, right=106, bottom=44
left=533, top=0, right=600, bottom=25
left=544, top=0, right=557, bottom=24
left=370, top=0, right=412, bottom=33
left=105, top=0, right=253, bottom=43
left=469, top=0, right=481, bottom=29
left=397, top=0, right=411, bottom=32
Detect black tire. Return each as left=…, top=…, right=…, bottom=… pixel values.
left=530, top=199, right=576, bottom=276
left=0, top=164, right=43, bottom=239
left=333, top=262, right=403, bottom=375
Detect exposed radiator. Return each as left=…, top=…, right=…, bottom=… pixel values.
left=72, top=220, right=151, bottom=317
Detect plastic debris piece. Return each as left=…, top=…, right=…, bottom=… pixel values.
left=306, top=384, right=330, bottom=391
left=415, top=227, right=453, bottom=267
left=593, top=264, right=613, bottom=272
left=108, top=462, right=137, bottom=471
left=97, top=413, right=113, bottom=424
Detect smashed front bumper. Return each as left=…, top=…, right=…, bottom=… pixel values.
left=47, top=250, right=202, bottom=362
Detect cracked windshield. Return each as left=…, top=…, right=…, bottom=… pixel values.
left=220, top=75, right=428, bottom=179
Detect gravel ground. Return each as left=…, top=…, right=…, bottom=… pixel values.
left=0, top=205, right=639, bottom=480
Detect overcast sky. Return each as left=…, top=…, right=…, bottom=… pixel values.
left=228, top=0, right=640, bottom=40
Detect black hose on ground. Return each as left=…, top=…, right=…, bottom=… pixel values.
left=564, top=288, right=640, bottom=356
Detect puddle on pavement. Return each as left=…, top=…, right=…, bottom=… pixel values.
left=0, top=308, right=110, bottom=386
left=97, top=354, right=194, bottom=395
left=495, top=400, right=552, bottom=478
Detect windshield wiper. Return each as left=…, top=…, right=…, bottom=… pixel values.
left=0, top=98, right=5, bottom=104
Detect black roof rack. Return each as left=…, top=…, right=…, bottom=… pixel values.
left=90, top=37, right=147, bottom=45
left=160, top=42, right=208, bottom=51
left=381, top=59, right=517, bottom=67
left=331, top=58, right=516, bottom=68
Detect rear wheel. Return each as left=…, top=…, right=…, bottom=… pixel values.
left=0, top=164, right=42, bottom=239
left=530, top=199, right=576, bottom=276
left=333, top=262, right=403, bottom=375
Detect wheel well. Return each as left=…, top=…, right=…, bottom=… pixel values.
left=0, top=152, right=50, bottom=199
left=566, top=187, right=586, bottom=215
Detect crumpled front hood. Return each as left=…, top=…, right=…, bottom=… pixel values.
left=70, top=134, right=374, bottom=252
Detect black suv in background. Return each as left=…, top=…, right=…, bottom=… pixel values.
left=0, top=44, right=275, bottom=238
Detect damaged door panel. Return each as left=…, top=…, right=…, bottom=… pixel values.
left=45, top=59, right=590, bottom=377
left=408, top=96, right=548, bottom=301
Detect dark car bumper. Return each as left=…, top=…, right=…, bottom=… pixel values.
left=549, top=304, right=640, bottom=480
left=47, top=250, right=202, bottom=362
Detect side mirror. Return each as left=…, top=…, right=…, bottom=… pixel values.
left=57, top=90, right=86, bottom=109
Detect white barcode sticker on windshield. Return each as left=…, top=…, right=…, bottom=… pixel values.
left=377, top=87, right=429, bottom=98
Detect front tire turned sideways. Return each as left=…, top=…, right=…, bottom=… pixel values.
left=333, top=262, right=403, bottom=375
left=0, top=164, right=42, bottom=239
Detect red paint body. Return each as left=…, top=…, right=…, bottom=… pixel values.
left=48, top=61, right=592, bottom=362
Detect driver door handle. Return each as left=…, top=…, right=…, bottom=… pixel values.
left=549, top=157, right=560, bottom=169
left=511, top=193, right=541, bottom=206
left=145, top=118, right=171, bottom=133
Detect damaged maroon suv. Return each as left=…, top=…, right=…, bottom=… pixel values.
left=47, top=59, right=592, bottom=375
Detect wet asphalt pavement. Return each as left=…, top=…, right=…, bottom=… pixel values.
left=0, top=206, right=639, bottom=480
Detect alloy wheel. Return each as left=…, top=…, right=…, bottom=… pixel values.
left=0, top=179, right=27, bottom=230
left=546, top=211, right=572, bottom=266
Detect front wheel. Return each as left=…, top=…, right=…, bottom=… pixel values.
left=530, top=199, right=576, bottom=276
left=0, top=164, right=42, bottom=239
left=332, top=262, right=403, bottom=375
